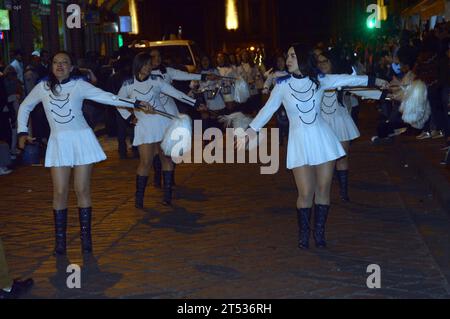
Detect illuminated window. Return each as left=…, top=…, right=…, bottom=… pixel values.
left=226, top=0, right=238, bottom=30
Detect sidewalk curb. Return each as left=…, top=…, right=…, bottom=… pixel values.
left=396, top=143, right=450, bottom=215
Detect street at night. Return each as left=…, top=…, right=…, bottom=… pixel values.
left=0, top=0, right=449, bottom=305
left=0, top=105, right=449, bottom=299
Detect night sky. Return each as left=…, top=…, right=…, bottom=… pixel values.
left=278, top=0, right=334, bottom=48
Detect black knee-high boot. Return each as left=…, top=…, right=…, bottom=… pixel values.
left=336, top=170, right=350, bottom=202
left=314, top=204, right=330, bottom=248
left=171, top=164, right=176, bottom=187
left=297, top=208, right=312, bottom=249
left=79, top=207, right=92, bottom=253
left=53, top=209, right=67, bottom=256
left=135, top=175, right=149, bottom=209
left=162, top=171, right=174, bottom=206
left=153, top=155, right=162, bottom=188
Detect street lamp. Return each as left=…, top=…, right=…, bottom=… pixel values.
left=226, top=0, right=238, bottom=30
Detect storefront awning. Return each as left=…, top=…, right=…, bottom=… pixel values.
left=402, top=0, right=448, bottom=20
left=100, top=0, right=128, bottom=14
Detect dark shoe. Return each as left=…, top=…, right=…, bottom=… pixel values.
left=153, top=155, right=162, bottom=188
left=119, top=153, right=127, bottom=159
left=53, top=209, right=67, bottom=256
left=0, top=278, right=34, bottom=299
left=162, top=171, right=174, bottom=206
left=297, top=208, right=312, bottom=249
left=135, top=175, right=149, bottom=209
left=79, top=207, right=93, bottom=254
left=314, top=204, right=330, bottom=248
left=336, top=170, right=350, bottom=202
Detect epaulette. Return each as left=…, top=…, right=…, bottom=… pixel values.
left=37, top=76, right=49, bottom=85
left=276, top=74, right=291, bottom=84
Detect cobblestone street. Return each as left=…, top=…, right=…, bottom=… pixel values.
left=1, top=107, right=449, bottom=299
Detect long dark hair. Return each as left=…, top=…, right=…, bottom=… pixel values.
left=320, top=49, right=353, bottom=75
left=216, top=51, right=231, bottom=67
left=272, top=54, right=287, bottom=72
left=291, top=43, right=320, bottom=88
left=46, top=51, right=75, bottom=96
left=133, top=52, right=152, bottom=79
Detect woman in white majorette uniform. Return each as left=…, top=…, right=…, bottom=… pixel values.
left=117, top=52, right=206, bottom=208
left=246, top=44, right=387, bottom=250
left=149, top=48, right=211, bottom=188
left=17, top=51, right=152, bottom=256
left=316, top=50, right=360, bottom=202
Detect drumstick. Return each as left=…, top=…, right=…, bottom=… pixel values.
left=324, top=86, right=385, bottom=93
left=117, top=98, right=177, bottom=120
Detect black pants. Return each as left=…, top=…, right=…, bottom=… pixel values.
left=0, top=112, right=12, bottom=147
left=377, top=102, right=407, bottom=138
left=116, top=110, right=135, bottom=156
left=423, top=86, right=449, bottom=136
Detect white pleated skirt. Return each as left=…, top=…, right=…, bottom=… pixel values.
left=133, top=113, right=172, bottom=146
left=45, top=128, right=106, bottom=167
left=321, top=107, right=360, bottom=142
left=286, top=117, right=346, bottom=169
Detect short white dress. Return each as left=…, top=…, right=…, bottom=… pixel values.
left=249, top=74, right=370, bottom=169
left=117, top=76, right=197, bottom=146
left=17, top=78, right=137, bottom=167
left=320, top=89, right=360, bottom=142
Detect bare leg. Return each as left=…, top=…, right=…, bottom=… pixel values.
left=314, top=160, right=336, bottom=205
left=50, top=167, right=71, bottom=255
left=51, top=167, right=71, bottom=210
left=73, top=164, right=93, bottom=208
left=137, top=143, right=157, bottom=176
left=292, top=166, right=316, bottom=208
left=336, top=141, right=350, bottom=171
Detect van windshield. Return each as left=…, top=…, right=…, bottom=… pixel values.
left=152, top=45, right=193, bottom=67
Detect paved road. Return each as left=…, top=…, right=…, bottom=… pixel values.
left=0, top=106, right=449, bottom=299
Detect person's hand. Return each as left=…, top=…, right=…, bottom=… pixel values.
left=375, top=78, right=389, bottom=89
left=137, top=101, right=155, bottom=114
left=130, top=115, right=138, bottom=126
left=206, top=73, right=220, bottom=81
left=18, top=135, right=36, bottom=151
left=235, top=127, right=257, bottom=151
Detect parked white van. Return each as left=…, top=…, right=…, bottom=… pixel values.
left=129, top=40, right=201, bottom=73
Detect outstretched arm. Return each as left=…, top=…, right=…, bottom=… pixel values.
left=249, top=84, right=283, bottom=132
left=160, top=81, right=202, bottom=109
left=167, top=67, right=203, bottom=82
left=78, top=79, right=140, bottom=109
left=321, top=74, right=387, bottom=90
